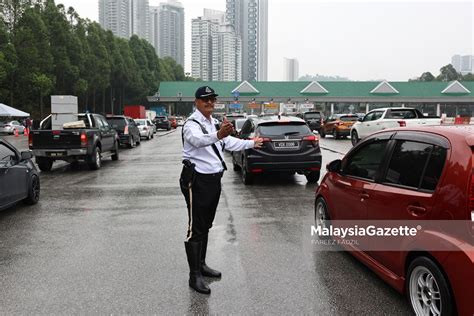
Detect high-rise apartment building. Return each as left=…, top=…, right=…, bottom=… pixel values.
left=226, top=0, right=268, bottom=81
left=284, top=58, right=299, bottom=81
left=149, top=6, right=159, bottom=54
left=158, top=0, right=185, bottom=66
left=191, top=10, right=242, bottom=81
left=99, top=0, right=150, bottom=41
left=452, top=54, right=474, bottom=75
left=131, top=0, right=150, bottom=41
left=99, top=0, right=132, bottom=39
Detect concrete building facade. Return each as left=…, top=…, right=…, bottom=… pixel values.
left=284, top=58, right=299, bottom=81
left=226, top=0, right=268, bottom=81
left=158, top=0, right=185, bottom=66
left=99, top=0, right=132, bottom=39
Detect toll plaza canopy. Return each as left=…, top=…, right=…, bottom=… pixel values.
left=149, top=80, right=474, bottom=117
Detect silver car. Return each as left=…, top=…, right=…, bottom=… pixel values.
left=0, top=120, right=25, bottom=134
left=134, top=119, right=154, bottom=140
left=147, top=119, right=157, bottom=134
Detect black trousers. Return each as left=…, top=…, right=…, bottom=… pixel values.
left=181, top=171, right=222, bottom=242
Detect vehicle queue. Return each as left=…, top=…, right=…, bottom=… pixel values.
left=0, top=108, right=472, bottom=315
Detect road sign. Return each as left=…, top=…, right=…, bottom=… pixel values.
left=232, top=91, right=240, bottom=98
left=214, top=103, right=225, bottom=110
left=248, top=102, right=260, bottom=109
left=300, top=103, right=314, bottom=109
left=265, top=102, right=278, bottom=109
left=229, top=103, right=242, bottom=109
left=283, top=104, right=296, bottom=109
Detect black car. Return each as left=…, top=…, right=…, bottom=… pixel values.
left=0, top=139, right=40, bottom=210
left=297, top=111, right=324, bottom=133
left=231, top=115, right=322, bottom=184
left=153, top=116, right=171, bottom=131
left=106, top=115, right=141, bottom=148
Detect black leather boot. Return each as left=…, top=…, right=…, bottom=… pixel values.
left=201, top=235, right=222, bottom=278
left=185, top=241, right=210, bottom=294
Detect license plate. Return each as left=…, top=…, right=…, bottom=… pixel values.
left=274, top=141, right=298, bottom=148
left=49, top=152, right=65, bottom=157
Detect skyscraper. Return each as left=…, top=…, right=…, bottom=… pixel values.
left=158, top=0, right=185, bottom=66
left=452, top=54, right=474, bottom=75
left=191, top=10, right=242, bottom=81
left=226, top=0, right=268, bottom=81
left=131, top=0, right=150, bottom=41
left=99, top=0, right=132, bottom=39
left=284, top=58, right=299, bottom=81
left=149, top=6, right=159, bottom=54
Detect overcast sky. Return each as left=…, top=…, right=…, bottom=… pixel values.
left=57, top=0, right=473, bottom=81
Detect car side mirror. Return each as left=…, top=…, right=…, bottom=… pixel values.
left=358, top=118, right=363, bottom=122
left=327, top=159, right=342, bottom=173
left=21, top=151, right=33, bottom=161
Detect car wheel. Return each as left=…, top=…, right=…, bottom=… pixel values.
left=111, top=141, right=119, bottom=161
left=314, top=197, right=330, bottom=231
left=136, top=136, right=141, bottom=146
left=242, top=158, right=254, bottom=185
left=319, top=129, right=326, bottom=138
left=167, top=127, right=171, bottom=131
left=332, top=129, right=339, bottom=139
left=151, top=133, right=154, bottom=139
left=24, top=174, right=40, bottom=205
left=351, top=130, right=359, bottom=146
left=306, top=171, right=320, bottom=183
left=232, top=155, right=241, bottom=171
left=407, top=257, right=455, bottom=316
left=88, top=146, right=101, bottom=170
left=36, top=157, right=53, bottom=172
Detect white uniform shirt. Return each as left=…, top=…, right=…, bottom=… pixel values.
left=183, top=110, right=255, bottom=174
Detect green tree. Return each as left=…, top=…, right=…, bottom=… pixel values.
left=437, top=64, right=460, bottom=82
left=461, top=73, right=474, bottom=81
left=11, top=6, right=54, bottom=111
left=419, top=71, right=435, bottom=82
left=85, top=22, right=110, bottom=113
left=32, top=73, right=54, bottom=117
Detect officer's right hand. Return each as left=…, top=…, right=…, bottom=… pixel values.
left=217, top=121, right=234, bottom=139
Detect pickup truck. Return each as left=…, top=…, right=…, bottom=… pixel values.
left=29, top=113, right=119, bottom=171
left=350, top=107, right=442, bottom=145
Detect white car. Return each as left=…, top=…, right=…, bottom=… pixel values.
left=0, top=120, right=25, bottom=134
left=350, top=107, right=442, bottom=146
left=134, top=119, right=154, bottom=140
left=147, top=119, right=157, bottom=134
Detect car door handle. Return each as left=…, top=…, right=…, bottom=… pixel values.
left=407, top=205, right=427, bottom=217
left=360, top=193, right=369, bottom=201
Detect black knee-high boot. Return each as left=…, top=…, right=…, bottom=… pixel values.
left=185, top=241, right=210, bottom=294
left=201, top=235, right=222, bottom=278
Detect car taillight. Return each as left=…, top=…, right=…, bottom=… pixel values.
left=303, top=135, right=319, bottom=146
left=251, top=168, right=263, bottom=173
left=124, top=125, right=129, bottom=135
left=143, top=127, right=148, bottom=131
left=80, top=132, right=87, bottom=147
left=398, top=120, right=406, bottom=127
left=28, top=132, right=33, bottom=148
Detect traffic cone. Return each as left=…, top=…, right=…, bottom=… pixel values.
left=14, top=129, right=19, bottom=137
left=24, top=128, right=29, bottom=137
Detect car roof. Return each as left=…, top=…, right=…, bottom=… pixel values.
left=370, top=125, right=474, bottom=147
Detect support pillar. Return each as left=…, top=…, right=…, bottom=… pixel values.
left=436, top=103, right=441, bottom=117
left=330, top=103, right=334, bottom=115
left=366, top=103, right=370, bottom=113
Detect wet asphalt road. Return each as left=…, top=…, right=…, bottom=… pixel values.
left=0, top=131, right=412, bottom=314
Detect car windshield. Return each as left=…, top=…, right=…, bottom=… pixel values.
left=304, top=113, right=321, bottom=119
left=257, top=123, right=311, bottom=136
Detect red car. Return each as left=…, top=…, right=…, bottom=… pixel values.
left=315, top=126, right=474, bottom=315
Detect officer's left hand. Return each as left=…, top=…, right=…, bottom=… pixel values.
left=253, top=137, right=264, bottom=148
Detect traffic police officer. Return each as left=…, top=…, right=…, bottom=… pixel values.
left=181, top=86, right=263, bottom=294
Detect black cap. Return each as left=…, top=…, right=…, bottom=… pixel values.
left=195, top=86, right=219, bottom=99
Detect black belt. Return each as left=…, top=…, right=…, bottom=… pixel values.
left=195, top=171, right=224, bottom=178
